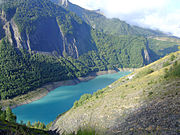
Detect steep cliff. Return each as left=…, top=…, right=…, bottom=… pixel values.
left=0, top=0, right=96, bottom=58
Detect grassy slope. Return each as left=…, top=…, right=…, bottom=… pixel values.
left=52, top=51, right=180, bottom=135
left=0, top=120, right=56, bottom=135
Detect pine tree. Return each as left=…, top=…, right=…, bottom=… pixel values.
left=39, top=122, right=46, bottom=129
left=46, top=122, right=52, bottom=130
left=5, top=106, right=16, bottom=123
left=27, top=120, right=31, bottom=127
left=33, top=121, right=39, bottom=128
left=0, top=106, right=2, bottom=114
left=0, top=111, right=6, bottom=120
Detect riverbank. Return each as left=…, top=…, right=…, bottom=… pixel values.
left=0, top=69, right=135, bottom=109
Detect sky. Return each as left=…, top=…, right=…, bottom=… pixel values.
left=69, top=0, right=180, bottom=37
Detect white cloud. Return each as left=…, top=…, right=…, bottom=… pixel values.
left=69, top=0, right=180, bottom=37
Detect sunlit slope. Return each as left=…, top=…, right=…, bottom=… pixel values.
left=51, top=51, right=180, bottom=135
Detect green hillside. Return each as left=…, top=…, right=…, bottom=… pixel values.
left=0, top=0, right=179, bottom=102
left=0, top=39, right=105, bottom=100
left=51, top=51, right=180, bottom=135
left=0, top=120, right=55, bottom=135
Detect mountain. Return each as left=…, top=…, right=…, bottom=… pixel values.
left=0, top=0, right=96, bottom=58
left=0, top=0, right=179, bottom=100
left=53, top=0, right=165, bottom=36
left=51, top=51, right=180, bottom=135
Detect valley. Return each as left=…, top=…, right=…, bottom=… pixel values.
left=13, top=71, right=130, bottom=124
left=0, top=0, right=179, bottom=135
left=0, top=0, right=179, bottom=101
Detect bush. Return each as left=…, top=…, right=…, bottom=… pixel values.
left=163, top=61, right=170, bottom=67
left=136, top=68, right=154, bottom=78
left=170, top=54, right=176, bottom=61
left=93, top=89, right=104, bottom=98
left=148, top=91, right=153, bottom=96
left=67, top=128, right=97, bottom=135
left=164, top=62, right=180, bottom=78
left=73, top=94, right=92, bottom=108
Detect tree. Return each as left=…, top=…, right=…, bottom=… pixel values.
left=0, top=111, right=6, bottom=121
left=33, top=121, right=39, bottom=128
left=39, top=122, right=46, bottom=129
left=0, top=106, right=3, bottom=114
left=46, top=122, right=53, bottom=130
left=27, top=121, right=31, bottom=127
left=5, top=106, right=16, bottom=123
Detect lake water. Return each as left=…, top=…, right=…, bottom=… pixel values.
left=13, top=71, right=130, bottom=124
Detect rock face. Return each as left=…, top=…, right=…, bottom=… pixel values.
left=59, top=0, right=68, bottom=7
left=51, top=0, right=69, bottom=7
left=51, top=52, right=180, bottom=135
left=0, top=0, right=96, bottom=58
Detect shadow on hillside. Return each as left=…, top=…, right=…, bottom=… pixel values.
left=108, top=96, right=180, bottom=135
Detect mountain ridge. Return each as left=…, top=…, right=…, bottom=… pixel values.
left=54, top=0, right=166, bottom=37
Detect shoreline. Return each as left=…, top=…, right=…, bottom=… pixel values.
left=0, top=69, right=135, bottom=109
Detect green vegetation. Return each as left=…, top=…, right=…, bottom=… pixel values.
left=0, top=104, right=54, bottom=134
left=0, top=119, right=52, bottom=135
left=0, top=0, right=179, bottom=102
left=163, top=61, right=170, bottom=67
left=0, top=106, right=16, bottom=123
left=91, top=30, right=146, bottom=68
left=136, top=68, right=154, bottom=78
left=0, top=39, right=107, bottom=100
left=67, top=128, right=97, bottom=135
left=164, top=61, right=180, bottom=78
left=73, top=94, right=92, bottom=108
left=53, top=51, right=180, bottom=135
left=0, top=39, right=75, bottom=99
left=66, top=2, right=165, bottom=36
left=148, top=38, right=179, bottom=56
left=0, top=0, right=66, bottom=33
left=26, top=121, right=53, bottom=131
left=170, top=54, right=176, bottom=61
left=73, top=89, right=105, bottom=108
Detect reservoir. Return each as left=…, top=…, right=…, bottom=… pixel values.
left=13, top=71, right=130, bottom=124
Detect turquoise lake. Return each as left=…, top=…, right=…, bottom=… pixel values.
left=13, top=71, right=130, bottom=124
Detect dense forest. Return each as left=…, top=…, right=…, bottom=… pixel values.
left=0, top=39, right=87, bottom=99
left=0, top=35, right=178, bottom=100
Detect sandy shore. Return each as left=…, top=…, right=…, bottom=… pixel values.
left=0, top=69, right=134, bottom=109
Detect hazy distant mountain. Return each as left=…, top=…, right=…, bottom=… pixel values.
left=54, top=0, right=165, bottom=36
